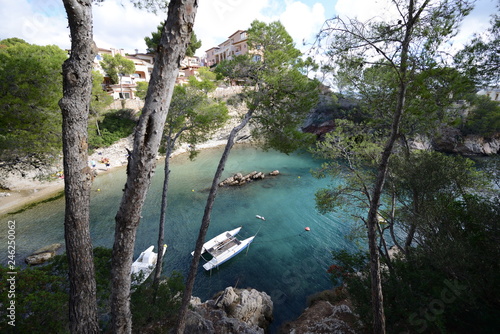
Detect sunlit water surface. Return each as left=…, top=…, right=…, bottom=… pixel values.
left=1, top=144, right=357, bottom=332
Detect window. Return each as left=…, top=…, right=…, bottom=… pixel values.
left=119, top=92, right=131, bottom=99
left=240, top=32, right=246, bottom=39
left=95, top=54, right=103, bottom=61
left=252, top=55, right=262, bottom=62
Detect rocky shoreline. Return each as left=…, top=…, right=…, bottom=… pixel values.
left=0, top=88, right=255, bottom=215
left=0, top=136, right=240, bottom=216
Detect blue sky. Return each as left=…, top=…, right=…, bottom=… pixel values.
left=0, top=0, right=496, bottom=56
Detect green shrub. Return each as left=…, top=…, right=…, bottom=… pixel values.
left=88, top=109, right=137, bottom=149
left=130, top=271, right=185, bottom=333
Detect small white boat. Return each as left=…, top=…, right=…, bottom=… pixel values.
left=131, top=244, right=167, bottom=286
left=202, top=235, right=255, bottom=271
left=191, top=226, right=242, bottom=256
left=191, top=226, right=255, bottom=271
left=256, top=215, right=266, bottom=221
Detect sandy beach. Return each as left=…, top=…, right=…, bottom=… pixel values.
left=0, top=136, right=231, bottom=216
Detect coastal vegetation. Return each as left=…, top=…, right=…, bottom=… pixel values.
left=0, top=0, right=499, bottom=333
left=0, top=39, right=67, bottom=161
left=311, top=0, right=500, bottom=332
left=0, top=249, right=185, bottom=333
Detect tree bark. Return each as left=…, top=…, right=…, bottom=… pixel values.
left=110, top=1, right=198, bottom=333
left=152, top=138, right=174, bottom=288
left=59, top=0, right=99, bottom=333
left=175, top=110, right=254, bottom=334
left=365, top=1, right=419, bottom=332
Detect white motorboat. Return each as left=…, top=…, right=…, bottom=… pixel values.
left=202, top=235, right=255, bottom=271
left=191, top=226, right=255, bottom=271
left=191, top=226, right=242, bottom=256
left=131, top=244, right=167, bottom=286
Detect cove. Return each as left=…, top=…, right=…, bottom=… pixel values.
left=0, top=144, right=356, bottom=332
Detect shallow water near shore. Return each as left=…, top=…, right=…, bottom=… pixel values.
left=0, top=144, right=356, bottom=332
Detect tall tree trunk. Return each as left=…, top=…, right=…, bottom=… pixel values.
left=110, top=1, right=198, bottom=333
left=366, top=1, right=418, bottom=332
left=366, top=81, right=406, bottom=334
left=152, top=138, right=174, bottom=288
left=59, top=0, right=99, bottom=332
left=175, top=110, right=254, bottom=334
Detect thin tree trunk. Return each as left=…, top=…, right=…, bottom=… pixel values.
left=152, top=138, right=174, bottom=288
left=59, top=0, right=99, bottom=332
left=364, top=1, right=427, bottom=331
left=96, top=119, right=101, bottom=136
left=175, top=110, right=254, bottom=334
left=365, top=1, right=418, bottom=330
left=110, top=1, right=198, bottom=333
left=366, top=87, right=405, bottom=334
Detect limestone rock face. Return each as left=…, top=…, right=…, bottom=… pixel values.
left=280, top=299, right=359, bottom=334
left=219, top=287, right=273, bottom=329
left=185, top=287, right=273, bottom=334
left=433, top=127, right=500, bottom=155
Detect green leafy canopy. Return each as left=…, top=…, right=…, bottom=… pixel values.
left=0, top=40, right=67, bottom=160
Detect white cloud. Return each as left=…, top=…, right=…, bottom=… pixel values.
left=1, top=0, right=491, bottom=60
left=453, top=0, right=495, bottom=49
left=193, top=0, right=271, bottom=54
left=279, top=1, right=325, bottom=47
left=335, top=0, right=395, bottom=22
left=0, top=0, right=69, bottom=48
left=93, top=1, right=161, bottom=53
left=195, top=0, right=326, bottom=55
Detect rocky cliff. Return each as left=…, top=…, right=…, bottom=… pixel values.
left=185, top=287, right=273, bottom=334
left=303, top=98, right=500, bottom=156
left=432, top=126, right=500, bottom=155
left=279, top=289, right=360, bottom=334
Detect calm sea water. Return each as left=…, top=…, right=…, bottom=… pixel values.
left=0, top=144, right=356, bottom=332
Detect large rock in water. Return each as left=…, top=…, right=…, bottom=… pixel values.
left=185, top=287, right=273, bottom=334
left=25, top=243, right=62, bottom=265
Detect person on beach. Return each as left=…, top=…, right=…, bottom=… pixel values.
left=102, top=157, right=110, bottom=170
left=91, top=160, right=96, bottom=169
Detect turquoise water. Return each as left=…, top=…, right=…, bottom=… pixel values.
left=0, top=144, right=356, bottom=332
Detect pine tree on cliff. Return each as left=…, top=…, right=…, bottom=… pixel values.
left=313, top=0, right=474, bottom=332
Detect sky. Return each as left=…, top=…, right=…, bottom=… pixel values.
left=0, top=0, right=496, bottom=57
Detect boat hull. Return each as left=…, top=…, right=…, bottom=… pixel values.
left=191, top=226, right=242, bottom=256
left=131, top=244, right=167, bottom=287
left=203, top=236, right=255, bottom=270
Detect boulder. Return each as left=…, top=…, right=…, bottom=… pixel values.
left=25, top=252, right=54, bottom=265
left=280, top=298, right=359, bottom=334
left=217, top=287, right=273, bottom=329
left=269, top=170, right=280, bottom=176
left=432, top=127, right=500, bottom=155
left=25, top=243, right=62, bottom=265
left=185, top=287, right=273, bottom=334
